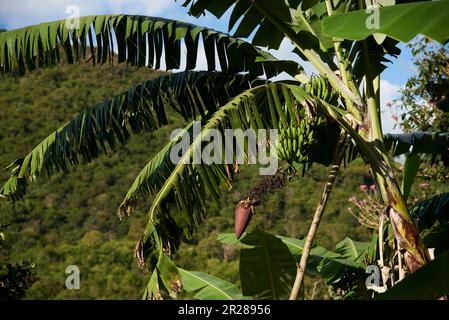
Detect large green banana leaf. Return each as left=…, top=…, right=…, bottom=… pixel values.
left=0, top=14, right=300, bottom=77
left=378, top=250, right=449, bottom=299
left=322, top=1, right=449, bottom=44
left=0, top=71, right=262, bottom=200
left=278, top=235, right=368, bottom=284
left=218, top=230, right=297, bottom=299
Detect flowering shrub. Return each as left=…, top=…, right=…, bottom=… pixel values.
left=347, top=184, right=384, bottom=229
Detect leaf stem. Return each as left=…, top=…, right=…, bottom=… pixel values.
left=325, top=0, right=365, bottom=124
left=249, top=0, right=364, bottom=121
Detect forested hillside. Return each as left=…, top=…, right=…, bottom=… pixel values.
left=0, top=61, right=443, bottom=299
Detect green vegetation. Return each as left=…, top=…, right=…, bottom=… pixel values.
left=0, top=60, right=446, bottom=298
left=0, top=61, right=380, bottom=299
left=0, top=1, right=448, bottom=300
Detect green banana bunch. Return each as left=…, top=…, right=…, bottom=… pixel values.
left=275, top=75, right=340, bottom=170
left=305, top=75, right=338, bottom=105
left=276, top=117, right=323, bottom=168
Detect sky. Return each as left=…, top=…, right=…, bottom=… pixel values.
left=0, top=0, right=418, bottom=133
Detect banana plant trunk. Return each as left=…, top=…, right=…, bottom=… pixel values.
left=362, top=43, right=429, bottom=274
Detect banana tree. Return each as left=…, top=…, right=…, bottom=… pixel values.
left=1, top=0, right=449, bottom=299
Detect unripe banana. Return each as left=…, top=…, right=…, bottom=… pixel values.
left=287, top=138, right=292, bottom=154
left=305, top=75, right=338, bottom=104
left=321, top=77, right=328, bottom=101
left=292, top=127, right=298, bottom=138
left=280, top=127, right=285, bottom=136
left=278, top=144, right=285, bottom=160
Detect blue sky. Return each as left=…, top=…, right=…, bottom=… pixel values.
left=0, top=0, right=417, bottom=133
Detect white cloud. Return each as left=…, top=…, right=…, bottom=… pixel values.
left=103, top=0, right=176, bottom=17
left=0, top=0, right=180, bottom=29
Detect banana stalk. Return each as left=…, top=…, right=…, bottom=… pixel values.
left=289, top=129, right=349, bottom=300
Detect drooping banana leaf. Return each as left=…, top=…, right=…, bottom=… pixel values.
left=141, top=225, right=181, bottom=300
left=0, top=14, right=301, bottom=77
left=131, top=81, right=354, bottom=263
left=129, top=83, right=368, bottom=293
left=350, top=36, right=401, bottom=84
left=0, top=71, right=262, bottom=200
left=126, top=83, right=320, bottom=294
left=184, top=0, right=294, bottom=50
left=183, top=0, right=344, bottom=66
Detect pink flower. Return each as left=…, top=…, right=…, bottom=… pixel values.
left=370, top=184, right=376, bottom=191
left=391, top=113, right=399, bottom=122
left=419, top=182, right=430, bottom=189
left=359, top=184, right=368, bottom=192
